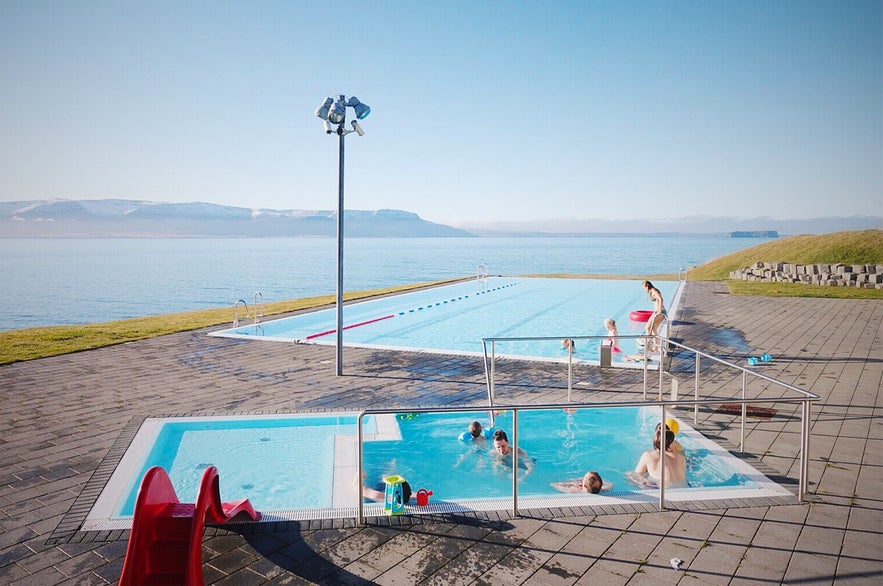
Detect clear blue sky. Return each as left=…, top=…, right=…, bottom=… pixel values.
left=1, top=0, right=880, bottom=226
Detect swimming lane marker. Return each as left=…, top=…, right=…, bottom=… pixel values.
left=305, top=314, right=395, bottom=340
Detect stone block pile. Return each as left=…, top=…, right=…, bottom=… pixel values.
left=729, top=262, right=883, bottom=288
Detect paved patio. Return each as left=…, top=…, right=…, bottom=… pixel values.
left=0, top=281, right=880, bottom=585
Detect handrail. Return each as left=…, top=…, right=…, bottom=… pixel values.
left=355, top=384, right=818, bottom=523
left=233, top=299, right=249, bottom=327
left=480, top=332, right=819, bottom=498
left=253, top=291, right=265, bottom=325
left=481, top=333, right=654, bottom=399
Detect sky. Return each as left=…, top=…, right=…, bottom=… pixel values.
left=0, top=1, right=880, bottom=227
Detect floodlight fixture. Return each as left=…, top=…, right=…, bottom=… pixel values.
left=328, top=96, right=347, bottom=124
left=315, top=93, right=371, bottom=376
left=346, top=96, right=371, bottom=120
left=315, top=96, right=333, bottom=120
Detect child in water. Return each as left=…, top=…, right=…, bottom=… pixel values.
left=603, top=318, right=621, bottom=352
left=460, top=420, right=492, bottom=442
left=551, top=470, right=611, bottom=494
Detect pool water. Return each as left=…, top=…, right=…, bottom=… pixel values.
left=363, top=408, right=753, bottom=501
left=112, top=414, right=380, bottom=516
left=88, top=406, right=784, bottom=527
left=210, top=277, right=681, bottom=362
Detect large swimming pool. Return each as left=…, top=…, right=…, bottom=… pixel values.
left=210, top=277, right=682, bottom=362
left=84, top=407, right=790, bottom=529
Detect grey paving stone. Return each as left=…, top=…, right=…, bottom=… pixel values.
left=0, top=283, right=880, bottom=585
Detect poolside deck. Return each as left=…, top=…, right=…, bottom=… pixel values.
left=0, top=281, right=880, bottom=584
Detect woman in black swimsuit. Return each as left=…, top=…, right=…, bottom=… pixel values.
left=642, top=280, right=667, bottom=351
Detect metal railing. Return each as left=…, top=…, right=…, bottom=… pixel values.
left=232, top=292, right=265, bottom=328
left=479, top=332, right=818, bottom=490
left=481, top=334, right=657, bottom=402
left=232, top=299, right=249, bottom=327
left=356, top=377, right=817, bottom=523
left=252, top=291, right=264, bottom=324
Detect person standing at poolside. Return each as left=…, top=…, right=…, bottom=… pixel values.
left=642, top=280, right=667, bottom=351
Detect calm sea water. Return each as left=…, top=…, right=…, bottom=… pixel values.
left=1, top=236, right=767, bottom=331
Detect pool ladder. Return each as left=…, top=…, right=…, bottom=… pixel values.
left=477, top=263, right=489, bottom=290
left=232, top=292, right=265, bottom=327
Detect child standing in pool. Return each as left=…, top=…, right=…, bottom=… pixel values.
left=603, top=318, right=621, bottom=352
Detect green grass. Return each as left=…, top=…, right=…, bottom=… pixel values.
left=726, top=280, right=881, bottom=298
left=3, top=230, right=880, bottom=364
left=0, top=279, right=461, bottom=365
left=688, top=229, right=883, bottom=299
left=686, top=229, right=883, bottom=280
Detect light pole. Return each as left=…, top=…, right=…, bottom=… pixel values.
left=315, top=94, right=371, bottom=376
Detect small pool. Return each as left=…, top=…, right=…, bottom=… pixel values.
left=365, top=408, right=765, bottom=500
left=210, top=277, right=682, bottom=363
left=84, top=407, right=790, bottom=529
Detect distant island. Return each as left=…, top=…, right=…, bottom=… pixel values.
left=729, top=230, right=779, bottom=238
left=1, top=199, right=879, bottom=238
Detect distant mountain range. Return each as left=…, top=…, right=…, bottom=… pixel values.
left=0, top=199, right=879, bottom=237
left=0, top=199, right=474, bottom=238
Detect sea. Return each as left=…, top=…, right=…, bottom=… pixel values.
left=0, top=236, right=768, bottom=332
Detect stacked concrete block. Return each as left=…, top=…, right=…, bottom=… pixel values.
left=729, top=262, right=883, bottom=288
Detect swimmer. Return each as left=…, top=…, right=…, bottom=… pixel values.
left=458, top=420, right=493, bottom=443
left=603, top=318, right=621, bottom=352
left=627, top=426, right=686, bottom=488
left=490, top=429, right=534, bottom=478
left=658, top=419, right=683, bottom=452
left=551, top=470, right=612, bottom=494
left=469, top=420, right=490, bottom=439
left=562, top=338, right=575, bottom=350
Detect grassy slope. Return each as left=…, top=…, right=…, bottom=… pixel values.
left=2, top=230, right=880, bottom=364
left=687, top=229, right=883, bottom=298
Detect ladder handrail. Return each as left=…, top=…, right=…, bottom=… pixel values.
left=232, top=299, right=249, bottom=327
left=253, top=291, right=264, bottom=325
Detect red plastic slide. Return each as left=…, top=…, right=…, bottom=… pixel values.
left=119, top=466, right=261, bottom=585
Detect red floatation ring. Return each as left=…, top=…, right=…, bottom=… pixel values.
left=629, top=310, right=654, bottom=322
